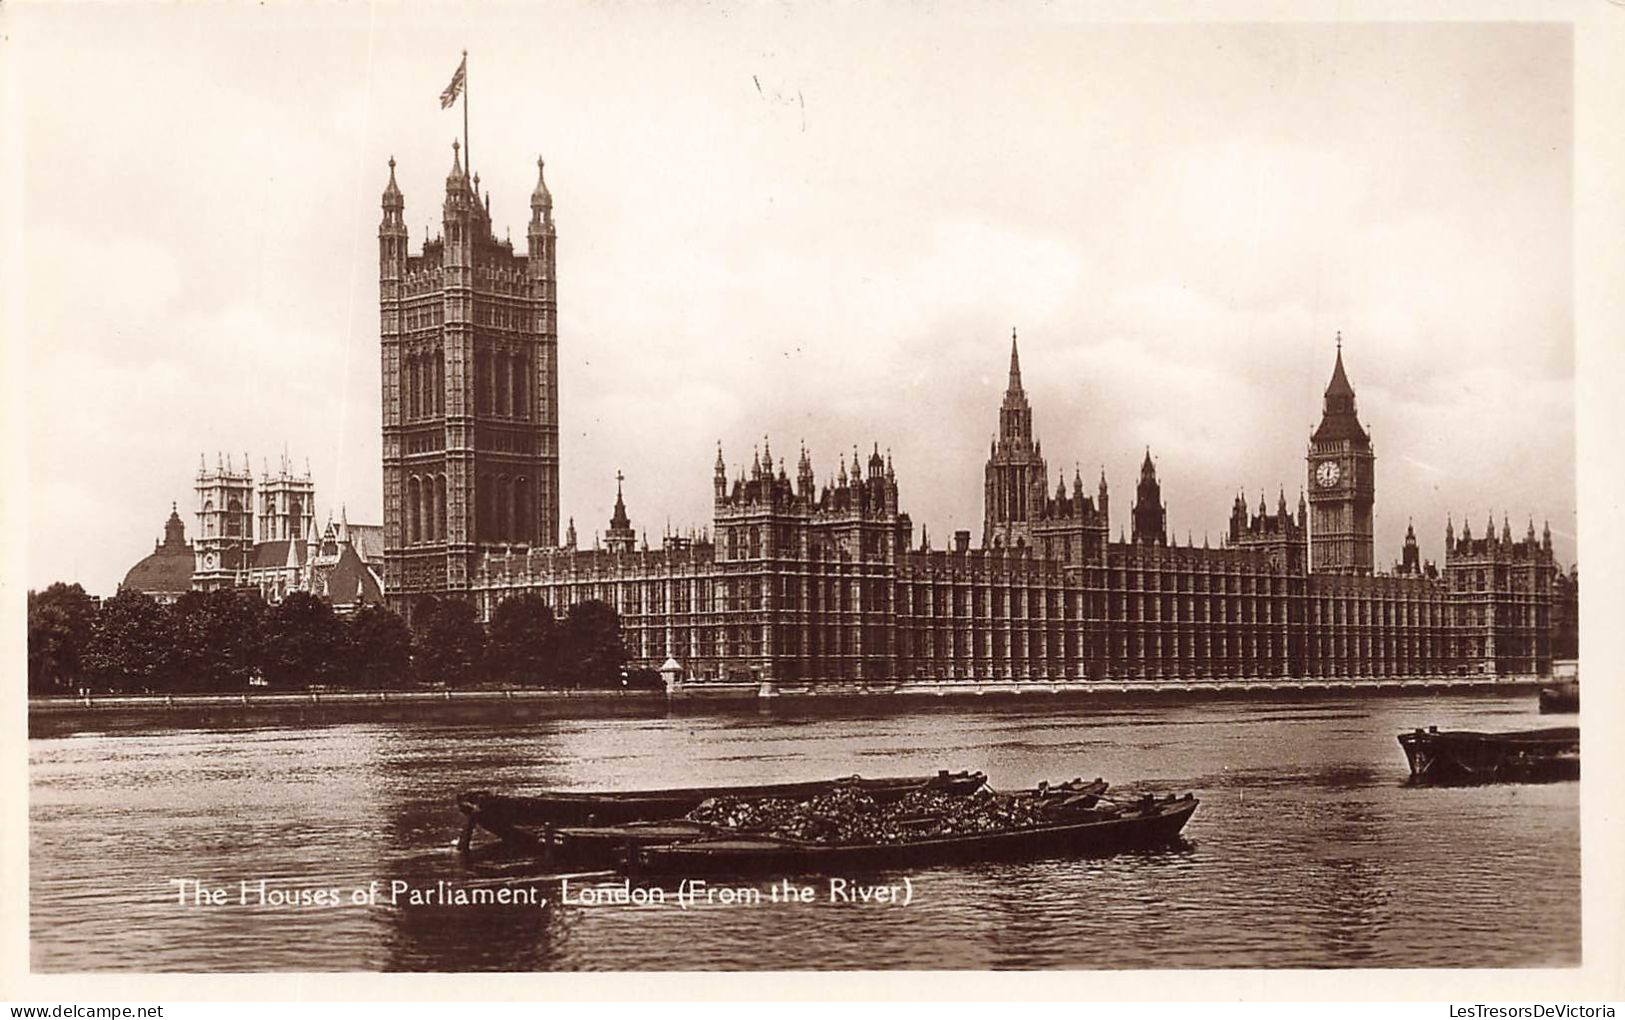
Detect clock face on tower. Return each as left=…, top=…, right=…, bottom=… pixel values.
left=1315, top=460, right=1342, bottom=488
left=204, top=552, right=218, bottom=569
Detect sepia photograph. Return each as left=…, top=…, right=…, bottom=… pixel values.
left=4, top=0, right=1622, bottom=1001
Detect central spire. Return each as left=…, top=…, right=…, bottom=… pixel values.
left=1313, top=331, right=1366, bottom=442
left=1325, top=334, right=1354, bottom=400
left=1007, top=327, right=1023, bottom=394
left=997, top=328, right=1034, bottom=443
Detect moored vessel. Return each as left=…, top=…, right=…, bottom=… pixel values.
left=1538, top=682, right=1579, bottom=714
left=1398, top=726, right=1579, bottom=785
left=634, top=791, right=1197, bottom=875
left=457, top=769, right=987, bottom=849
left=456, top=773, right=1197, bottom=875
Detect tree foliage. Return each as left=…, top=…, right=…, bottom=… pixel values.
left=167, top=589, right=268, bottom=691
left=27, top=582, right=98, bottom=693
left=486, top=593, right=558, bottom=686
left=559, top=600, right=629, bottom=688
left=413, top=597, right=485, bottom=685
left=83, top=589, right=174, bottom=691
left=260, top=592, right=349, bottom=687
left=30, top=581, right=635, bottom=695
left=347, top=603, right=414, bottom=688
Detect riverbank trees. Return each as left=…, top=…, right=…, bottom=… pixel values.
left=486, top=593, right=558, bottom=686
left=27, top=583, right=98, bottom=693
left=28, top=584, right=630, bottom=693
left=411, top=597, right=486, bottom=686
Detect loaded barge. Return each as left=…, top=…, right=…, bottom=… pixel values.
left=456, top=771, right=1196, bottom=873
left=456, top=769, right=987, bottom=847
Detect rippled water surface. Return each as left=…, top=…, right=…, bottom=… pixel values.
left=30, top=693, right=1578, bottom=971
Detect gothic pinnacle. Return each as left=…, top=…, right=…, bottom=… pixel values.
left=383, top=156, right=401, bottom=201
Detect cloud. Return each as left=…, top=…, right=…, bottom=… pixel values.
left=11, top=13, right=1576, bottom=592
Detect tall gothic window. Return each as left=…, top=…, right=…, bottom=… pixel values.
left=515, top=477, right=531, bottom=543
left=412, top=354, right=425, bottom=419
left=496, top=353, right=511, bottom=417
left=407, top=477, right=421, bottom=543
left=416, top=353, right=428, bottom=419
left=422, top=482, right=435, bottom=543
left=436, top=475, right=448, bottom=541
left=497, top=475, right=512, bottom=539
left=512, top=353, right=527, bottom=419
left=434, top=349, right=445, bottom=415
left=226, top=498, right=243, bottom=537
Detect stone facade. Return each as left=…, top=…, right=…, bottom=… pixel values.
left=1307, top=335, right=1377, bottom=575
left=453, top=339, right=1566, bottom=683
left=379, top=146, right=560, bottom=607
left=122, top=454, right=384, bottom=613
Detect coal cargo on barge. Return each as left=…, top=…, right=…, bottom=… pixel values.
left=457, top=770, right=988, bottom=849
left=456, top=772, right=1197, bottom=874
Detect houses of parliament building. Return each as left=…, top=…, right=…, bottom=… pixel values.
left=378, top=143, right=1576, bottom=685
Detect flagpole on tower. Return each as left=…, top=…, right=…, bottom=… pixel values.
left=462, top=49, right=469, bottom=180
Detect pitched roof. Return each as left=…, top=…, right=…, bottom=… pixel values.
left=251, top=539, right=307, bottom=568
left=1312, top=345, right=1369, bottom=443
left=346, top=524, right=385, bottom=566
left=318, top=543, right=383, bottom=607
left=1324, top=347, right=1355, bottom=399
left=1311, top=411, right=1369, bottom=443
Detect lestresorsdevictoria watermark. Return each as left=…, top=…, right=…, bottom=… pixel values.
left=1449, top=1008, right=1615, bottom=1018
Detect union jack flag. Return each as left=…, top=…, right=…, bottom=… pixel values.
left=440, top=55, right=466, bottom=109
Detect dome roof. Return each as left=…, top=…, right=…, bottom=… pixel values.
left=122, top=543, right=194, bottom=595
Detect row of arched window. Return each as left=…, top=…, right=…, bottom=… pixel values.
left=478, top=473, right=533, bottom=543
left=401, top=347, right=533, bottom=421
left=404, top=350, right=445, bottom=420
left=474, top=349, right=530, bottom=418
left=405, top=475, right=447, bottom=544
left=200, top=497, right=246, bottom=538
left=402, top=473, right=536, bottom=545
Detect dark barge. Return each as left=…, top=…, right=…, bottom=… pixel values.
left=456, top=773, right=1196, bottom=874
left=633, top=793, right=1198, bottom=875
left=1398, top=726, right=1579, bottom=785
left=457, top=769, right=988, bottom=849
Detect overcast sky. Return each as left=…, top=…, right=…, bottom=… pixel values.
left=9, top=7, right=1576, bottom=595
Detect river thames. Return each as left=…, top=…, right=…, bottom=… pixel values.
left=29, top=691, right=1577, bottom=971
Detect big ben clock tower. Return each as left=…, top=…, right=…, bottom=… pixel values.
left=1307, top=334, right=1375, bottom=575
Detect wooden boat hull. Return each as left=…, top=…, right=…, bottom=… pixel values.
left=633, top=795, right=1198, bottom=875
left=532, top=777, right=1111, bottom=868
left=457, top=770, right=988, bottom=847
left=1398, top=727, right=1579, bottom=785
